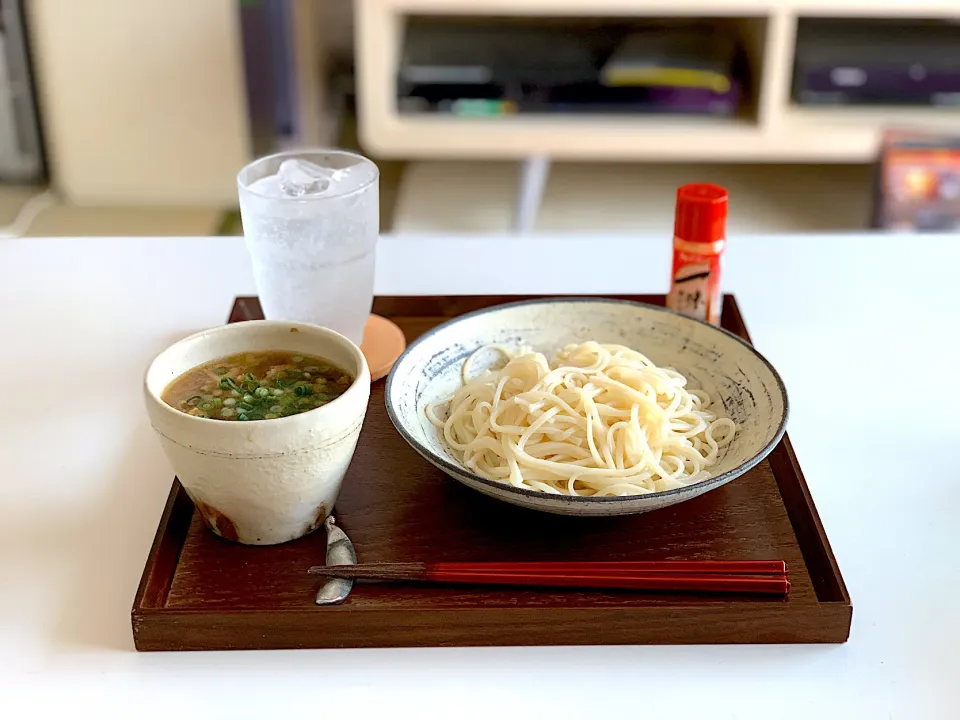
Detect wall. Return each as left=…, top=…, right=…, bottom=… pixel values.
left=27, top=0, right=251, bottom=205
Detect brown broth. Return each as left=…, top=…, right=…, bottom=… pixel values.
left=162, top=350, right=353, bottom=421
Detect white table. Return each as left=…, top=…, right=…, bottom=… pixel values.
left=0, top=234, right=955, bottom=719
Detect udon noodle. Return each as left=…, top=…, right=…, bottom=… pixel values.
left=425, top=341, right=736, bottom=496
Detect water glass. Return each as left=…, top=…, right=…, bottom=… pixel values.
left=237, top=149, right=379, bottom=345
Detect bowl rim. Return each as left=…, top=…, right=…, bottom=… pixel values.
left=385, top=296, right=789, bottom=504
left=144, top=319, right=369, bottom=428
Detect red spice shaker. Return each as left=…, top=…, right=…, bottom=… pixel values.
left=666, top=183, right=728, bottom=325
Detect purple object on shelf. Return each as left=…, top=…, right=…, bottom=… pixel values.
left=538, top=80, right=742, bottom=116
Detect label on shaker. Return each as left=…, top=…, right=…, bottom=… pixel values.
left=667, top=242, right=723, bottom=325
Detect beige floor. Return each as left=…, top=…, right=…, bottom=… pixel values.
left=25, top=203, right=225, bottom=237
left=394, top=161, right=876, bottom=234
left=0, top=185, right=226, bottom=237
left=0, top=186, right=46, bottom=226
left=0, top=159, right=876, bottom=238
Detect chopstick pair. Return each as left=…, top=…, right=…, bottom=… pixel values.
left=307, top=560, right=790, bottom=596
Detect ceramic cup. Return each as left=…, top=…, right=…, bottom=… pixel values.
left=144, top=320, right=370, bottom=545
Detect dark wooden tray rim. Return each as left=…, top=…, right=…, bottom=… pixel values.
left=132, top=294, right=851, bottom=650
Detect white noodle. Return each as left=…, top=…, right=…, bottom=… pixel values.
left=426, top=341, right=736, bottom=497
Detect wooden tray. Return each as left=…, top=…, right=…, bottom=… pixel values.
left=132, top=295, right=851, bottom=650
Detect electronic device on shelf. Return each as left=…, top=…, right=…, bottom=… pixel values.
left=398, top=21, right=744, bottom=117
left=598, top=27, right=742, bottom=116
left=794, top=20, right=960, bottom=107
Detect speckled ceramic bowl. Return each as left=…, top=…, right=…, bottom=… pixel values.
left=145, top=321, right=370, bottom=544
left=385, top=298, right=788, bottom=517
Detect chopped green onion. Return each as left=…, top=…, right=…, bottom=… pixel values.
left=172, top=355, right=349, bottom=421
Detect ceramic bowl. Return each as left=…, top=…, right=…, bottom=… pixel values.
left=386, top=298, right=788, bottom=517
left=144, top=320, right=370, bottom=544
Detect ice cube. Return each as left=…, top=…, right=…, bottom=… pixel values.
left=245, top=157, right=364, bottom=200
left=277, top=158, right=341, bottom=198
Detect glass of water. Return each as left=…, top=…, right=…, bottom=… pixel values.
left=237, top=149, right=379, bottom=346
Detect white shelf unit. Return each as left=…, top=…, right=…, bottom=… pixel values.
left=354, top=0, right=960, bottom=163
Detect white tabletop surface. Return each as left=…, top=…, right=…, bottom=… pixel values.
left=0, top=233, right=955, bottom=719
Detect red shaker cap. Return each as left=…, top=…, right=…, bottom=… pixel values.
left=674, top=183, right=728, bottom=244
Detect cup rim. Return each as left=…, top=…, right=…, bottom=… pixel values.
left=237, top=148, right=380, bottom=202
left=144, top=320, right=369, bottom=427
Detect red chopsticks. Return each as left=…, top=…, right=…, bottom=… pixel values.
left=433, top=560, right=787, bottom=575
left=308, top=560, right=790, bottom=596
